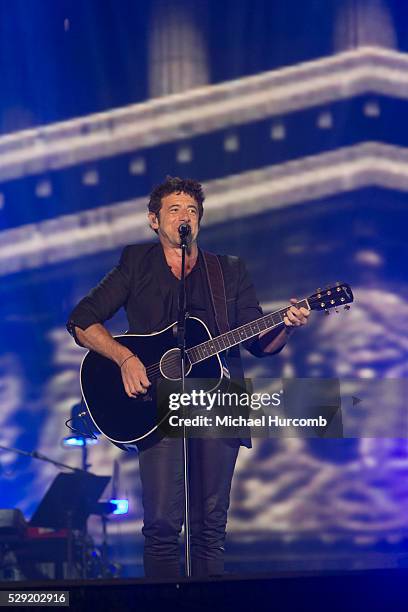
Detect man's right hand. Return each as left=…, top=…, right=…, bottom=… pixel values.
left=121, top=355, right=151, bottom=398
left=73, top=324, right=151, bottom=397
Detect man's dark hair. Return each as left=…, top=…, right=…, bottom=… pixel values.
left=147, top=176, right=205, bottom=226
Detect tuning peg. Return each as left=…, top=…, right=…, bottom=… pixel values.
left=324, top=309, right=330, bottom=315
left=335, top=308, right=339, bottom=313
left=344, top=305, right=350, bottom=311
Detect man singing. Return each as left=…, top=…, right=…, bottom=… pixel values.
left=67, top=176, right=309, bottom=578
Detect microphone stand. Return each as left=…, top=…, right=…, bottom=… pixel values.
left=177, top=224, right=192, bottom=577
left=0, top=444, right=85, bottom=473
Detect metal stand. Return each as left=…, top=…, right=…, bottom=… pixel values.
left=100, top=514, right=109, bottom=578
left=0, top=444, right=110, bottom=580
left=33, top=472, right=110, bottom=579
left=0, top=444, right=84, bottom=474
left=177, top=224, right=191, bottom=577
left=66, top=510, right=74, bottom=579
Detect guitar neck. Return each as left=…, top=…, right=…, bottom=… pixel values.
left=186, top=299, right=309, bottom=364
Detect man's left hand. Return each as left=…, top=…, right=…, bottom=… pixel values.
left=283, top=298, right=310, bottom=329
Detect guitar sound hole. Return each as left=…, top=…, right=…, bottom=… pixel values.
left=160, top=348, right=192, bottom=380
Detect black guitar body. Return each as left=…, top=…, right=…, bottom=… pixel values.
left=80, top=317, right=223, bottom=444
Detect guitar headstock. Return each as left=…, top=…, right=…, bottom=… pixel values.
left=308, top=282, right=354, bottom=314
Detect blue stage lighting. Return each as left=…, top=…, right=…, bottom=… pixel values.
left=62, top=435, right=98, bottom=447
left=109, top=499, right=129, bottom=515
left=63, top=402, right=100, bottom=449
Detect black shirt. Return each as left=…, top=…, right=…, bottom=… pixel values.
left=159, top=247, right=211, bottom=327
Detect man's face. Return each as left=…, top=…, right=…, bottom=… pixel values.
left=148, top=191, right=200, bottom=247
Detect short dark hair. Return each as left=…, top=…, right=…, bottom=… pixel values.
left=147, top=176, right=205, bottom=224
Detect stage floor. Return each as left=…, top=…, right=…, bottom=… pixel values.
left=0, top=568, right=406, bottom=611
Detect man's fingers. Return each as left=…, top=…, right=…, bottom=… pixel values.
left=284, top=299, right=311, bottom=328
left=124, top=379, right=138, bottom=397
left=285, top=309, right=306, bottom=326
left=124, top=382, right=137, bottom=398
left=286, top=309, right=301, bottom=325
left=140, top=373, right=151, bottom=388
left=289, top=306, right=301, bottom=317
left=134, top=374, right=150, bottom=392
left=121, top=357, right=151, bottom=396
left=130, top=361, right=151, bottom=387
left=130, top=379, right=148, bottom=395
left=123, top=373, right=150, bottom=397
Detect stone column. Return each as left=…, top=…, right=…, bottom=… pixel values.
left=334, top=0, right=396, bottom=50
left=148, top=0, right=209, bottom=98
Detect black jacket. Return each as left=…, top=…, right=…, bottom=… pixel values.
left=67, top=242, right=277, bottom=448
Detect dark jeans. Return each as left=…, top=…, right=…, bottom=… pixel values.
left=138, top=436, right=240, bottom=579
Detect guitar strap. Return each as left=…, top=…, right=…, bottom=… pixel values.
left=201, top=250, right=230, bottom=335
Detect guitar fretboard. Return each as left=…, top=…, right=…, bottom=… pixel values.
left=186, top=299, right=309, bottom=365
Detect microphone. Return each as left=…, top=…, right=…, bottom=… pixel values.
left=178, top=223, right=191, bottom=239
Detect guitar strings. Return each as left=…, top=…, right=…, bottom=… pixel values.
left=141, top=307, right=304, bottom=380
left=143, top=318, right=282, bottom=380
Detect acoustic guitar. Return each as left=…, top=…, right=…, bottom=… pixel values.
left=80, top=283, right=354, bottom=445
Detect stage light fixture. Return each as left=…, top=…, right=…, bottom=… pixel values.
left=317, top=111, right=333, bottom=129
left=35, top=180, right=52, bottom=198
left=270, top=123, right=286, bottom=141
left=223, top=133, right=239, bottom=152
left=177, top=146, right=193, bottom=163
left=363, top=99, right=380, bottom=118
left=109, top=499, right=129, bottom=515
left=62, top=435, right=98, bottom=447
left=82, top=169, right=99, bottom=186
left=129, top=157, right=146, bottom=175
